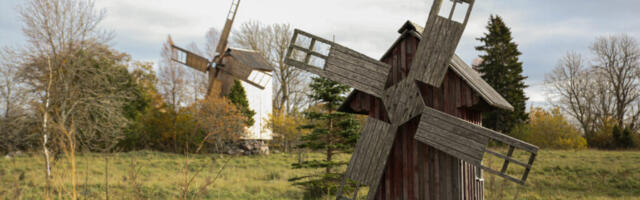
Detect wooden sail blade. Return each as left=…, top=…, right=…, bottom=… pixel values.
left=214, top=0, right=241, bottom=63
left=408, top=0, right=475, bottom=86
left=285, top=29, right=391, bottom=98
left=415, top=106, right=539, bottom=184
left=171, top=45, right=210, bottom=72
left=344, top=118, right=397, bottom=186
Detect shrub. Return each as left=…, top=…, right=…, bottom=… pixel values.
left=511, top=107, right=587, bottom=149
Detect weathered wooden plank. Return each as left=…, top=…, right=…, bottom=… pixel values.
left=416, top=122, right=487, bottom=158
left=286, top=59, right=382, bottom=97
left=331, top=45, right=390, bottom=74
left=382, top=79, right=425, bottom=124
left=422, top=104, right=538, bottom=153
left=285, top=30, right=391, bottom=98
left=345, top=118, right=396, bottom=186
left=325, top=56, right=387, bottom=84
left=415, top=132, right=484, bottom=166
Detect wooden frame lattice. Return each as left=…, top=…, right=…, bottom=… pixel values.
left=481, top=143, right=537, bottom=185
left=286, top=29, right=331, bottom=70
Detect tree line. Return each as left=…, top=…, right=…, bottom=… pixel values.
left=477, top=15, right=640, bottom=150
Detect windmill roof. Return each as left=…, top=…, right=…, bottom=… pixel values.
left=341, top=20, right=513, bottom=112
left=226, top=48, right=274, bottom=71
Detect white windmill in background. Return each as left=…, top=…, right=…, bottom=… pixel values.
left=169, top=0, right=274, bottom=145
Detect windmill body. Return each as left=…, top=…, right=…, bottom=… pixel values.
left=285, top=0, right=538, bottom=199
left=169, top=0, right=273, bottom=141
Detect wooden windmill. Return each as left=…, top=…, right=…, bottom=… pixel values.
left=284, top=0, right=538, bottom=199
left=169, top=0, right=274, bottom=141
left=170, top=0, right=273, bottom=97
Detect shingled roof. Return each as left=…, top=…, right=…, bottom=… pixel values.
left=341, top=21, right=513, bottom=112
left=226, top=48, right=273, bottom=71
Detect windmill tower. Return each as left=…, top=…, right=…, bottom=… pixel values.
left=284, top=0, right=538, bottom=199
left=169, top=0, right=273, bottom=142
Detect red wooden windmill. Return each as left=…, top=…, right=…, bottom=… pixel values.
left=284, top=0, right=538, bottom=199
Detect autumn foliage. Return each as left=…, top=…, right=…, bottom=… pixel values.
left=512, top=107, right=587, bottom=149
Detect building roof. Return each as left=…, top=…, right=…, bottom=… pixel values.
left=226, top=48, right=274, bottom=71
left=341, top=20, right=513, bottom=112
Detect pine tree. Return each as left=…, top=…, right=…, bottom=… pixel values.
left=475, top=15, right=528, bottom=134
left=289, top=77, right=360, bottom=197
left=227, top=80, right=256, bottom=126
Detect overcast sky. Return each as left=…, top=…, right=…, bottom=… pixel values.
left=2, top=0, right=640, bottom=107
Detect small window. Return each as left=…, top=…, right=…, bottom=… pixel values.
left=295, top=34, right=312, bottom=48
left=172, top=49, right=187, bottom=63
left=437, top=0, right=455, bottom=19
left=437, top=0, right=469, bottom=23
left=290, top=49, right=307, bottom=63
left=312, top=41, right=331, bottom=56
left=309, top=55, right=326, bottom=69
left=451, top=1, right=469, bottom=23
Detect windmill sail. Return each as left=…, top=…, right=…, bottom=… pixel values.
left=409, top=0, right=475, bottom=87
left=214, top=0, right=241, bottom=64
left=415, top=106, right=538, bottom=184
left=171, top=44, right=210, bottom=72
left=285, top=29, right=391, bottom=98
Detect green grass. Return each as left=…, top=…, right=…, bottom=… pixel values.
left=1, top=149, right=639, bottom=199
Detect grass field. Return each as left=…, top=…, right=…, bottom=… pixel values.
left=1, top=149, right=639, bottom=199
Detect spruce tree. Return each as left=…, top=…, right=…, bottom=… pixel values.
left=227, top=80, right=256, bottom=126
left=475, top=15, right=529, bottom=134
left=289, top=77, right=360, bottom=197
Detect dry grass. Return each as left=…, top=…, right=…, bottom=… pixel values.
left=0, top=149, right=639, bottom=199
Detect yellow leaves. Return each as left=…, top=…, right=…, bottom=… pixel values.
left=190, top=97, right=245, bottom=142
left=267, top=109, right=310, bottom=151
left=268, top=109, right=309, bottom=139
left=513, top=107, right=587, bottom=149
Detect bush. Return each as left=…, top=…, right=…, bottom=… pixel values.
left=511, top=107, right=587, bottom=149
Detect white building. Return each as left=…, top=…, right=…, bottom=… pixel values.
left=222, top=48, right=274, bottom=141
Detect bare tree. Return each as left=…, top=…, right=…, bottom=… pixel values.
left=547, top=34, right=640, bottom=143
left=157, top=36, right=190, bottom=152
left=18, top=0, right=111, bottom=184
left=158, top=35, right=188, bottom=110
left=590, top=34, right=640, bottom=129
left=546, top=52, right=599, bottom=140
left=18, top=1, right=136, bottom=198
left=233, top=21, right=309, bottom=114
left=0, top=48, right=35, bottom=153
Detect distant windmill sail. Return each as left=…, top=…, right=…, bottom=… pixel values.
left=214, top=0, right=240, bottom=63
left=170, top=45, right=210, bottom=72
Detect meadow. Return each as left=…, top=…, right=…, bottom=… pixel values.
left=1, top=149, right=639, bottom=199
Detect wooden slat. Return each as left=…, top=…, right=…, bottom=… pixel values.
left=480, top=166, right=524, bottom=185
left=500, top=146, right=515, bottom=173
left=382, top=79, right=425, bottom=125
left=345, top=118, right=396, bottom=186
left=284, top=29, right=391, bottom=98
left=484, top=149, right=531, bottom=169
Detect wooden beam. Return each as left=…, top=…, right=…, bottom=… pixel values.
left=285, top=29, right=391, bottom=98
